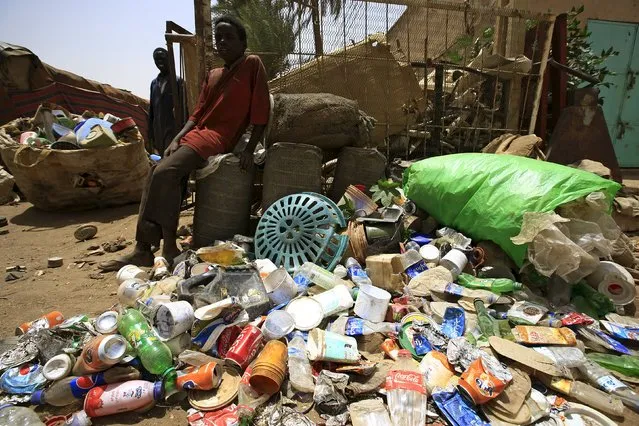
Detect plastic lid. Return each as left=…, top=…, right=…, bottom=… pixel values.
left=285, top=297, right=323, bottom=331
left=42, top=354, right=73, bottom=381
left=31, top=390, right=44, bottom=405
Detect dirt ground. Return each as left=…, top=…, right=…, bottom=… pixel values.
left=0, top=201, right=190, bottom=425
left=2, top=200, right=639, bottom=425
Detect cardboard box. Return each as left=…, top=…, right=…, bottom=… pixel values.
left=366, top=254, right=405, bottom=293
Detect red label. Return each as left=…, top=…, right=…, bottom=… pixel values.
left=385, top=369, right=426, bottom=395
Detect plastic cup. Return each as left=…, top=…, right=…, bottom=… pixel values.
left=250, top=340, right=288, bottom=394
left=261, top=310, right=295, bottom=341
left=440, top=249, right=468, bottom=277
left=311, top=284, right=354, bottom=317
left=307, top=328, right=360, bottom=363
left=263, top=268, right=297, bottom=305
left=354, top=284, right=391, bottom=323
left=116, top=264, right=149, bottom=284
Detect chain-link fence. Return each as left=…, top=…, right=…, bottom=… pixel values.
left=225, top=0, right=555, bottom=159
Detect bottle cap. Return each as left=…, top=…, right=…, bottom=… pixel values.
left=31, top=390, right=45, bottom=405
left=153, top=381, right=165, bottom=401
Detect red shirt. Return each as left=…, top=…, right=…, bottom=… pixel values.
left=180, top=55, right=270, bottom=159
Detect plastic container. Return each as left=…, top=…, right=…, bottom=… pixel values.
left=72, top=335, right=127, bottom=375
left=153, top=301, right=195, bottom=340
left=354, top=285, right=391, bottom=323
left=262, top=143, right=323, bottom=209
left=116, top=265, right=149, bottom=284
left=250, top=340, right=288, bottom=394
left=585, top=261, right=636, bottom=306
left=307, top=328, right=360, bottom=363
left=295, top=262, right=346, bottom=290
left=284, top=297, right=323, bottom=331
left=419, top=244, right=441, bottom=264
left=193, top=154, right=254, bottom=247
left=42, top=354, right=75, bottom=381
left=261, top=310, right=295, bottom=341
left=549, top=378, right=625, bottom=417
left=84, top=380, right=163, bottom=417
left=439, top=249, right=467, bottom=277
left=342, top=185, right=378, bottom=216
left=312, top=284, right=354, bottom=317
left=329, top=146, right=386, bottom=202
left=263, top=268, right=297, bottom=305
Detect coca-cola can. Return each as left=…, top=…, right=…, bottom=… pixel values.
left=224, top=324, right=263, bottom=371
left=217, top=325, right=242, bottom=358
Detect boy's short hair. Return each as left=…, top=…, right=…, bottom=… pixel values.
left=213, top=15, right=248, bottom=45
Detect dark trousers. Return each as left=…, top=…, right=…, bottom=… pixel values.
left=136, top=146, right=205, bottom=246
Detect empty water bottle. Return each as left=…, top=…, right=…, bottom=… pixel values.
left=287, top=332, right=314, bottom=393
left=345, top=257, right=373, bottom=286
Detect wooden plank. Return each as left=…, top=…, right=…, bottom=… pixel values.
left=550, top=13, right=568, bottom=131
left=528, top=15, right=556, bottom=134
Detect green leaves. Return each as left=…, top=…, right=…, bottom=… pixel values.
left=370, top=179, right=401, bottom=208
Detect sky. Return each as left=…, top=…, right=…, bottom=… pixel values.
left=0, top=1, right=403, bottom=99
left=0, top=0, right=195, bottom=98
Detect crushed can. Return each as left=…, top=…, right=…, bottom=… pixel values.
left=224, top=324, right=263, bottom=371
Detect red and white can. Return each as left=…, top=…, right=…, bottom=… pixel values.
left=217, top=325, right=242, bottom=358
left=224, top=324, right=263, bottom=371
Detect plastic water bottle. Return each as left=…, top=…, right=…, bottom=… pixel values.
left=386, top=349, right=427, bottom=426
left=330, top=316, right=400, bottom=336
left=287, top=332, right=315, bottom=393
left=65, top=410, right=91, bottom=426
left=578, top=360, right=639, bottom=412
left=345, top=258, right=373, bottom=286
left=118, top=309, right=174, bottom=376
left=294, top=262, right=346, bottom=290
left=0, top=406, right=45, bottom=425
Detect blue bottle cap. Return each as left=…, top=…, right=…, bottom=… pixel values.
left=30, top=390, right=44, bottom=405
left=153, top=381, right=164, bottom=401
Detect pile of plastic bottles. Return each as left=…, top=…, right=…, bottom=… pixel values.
left=1, top=193, right=639, bottom=426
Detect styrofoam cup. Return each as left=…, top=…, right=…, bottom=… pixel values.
left=439, top=249, right=468, bottom=277
left=312, top=284, right=354, bottom=317
left=261, top=310, right=295, bottom=341
left=354, top=284, right=391, bottom=323
left=263, top=268, right=297, bottom=305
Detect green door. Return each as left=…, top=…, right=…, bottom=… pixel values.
left=589, top=19, right=639, bottom=167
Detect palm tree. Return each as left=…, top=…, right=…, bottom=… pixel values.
left=306, top=0, right=342, bottom=57
left=213, top=0, right=301, bottom=78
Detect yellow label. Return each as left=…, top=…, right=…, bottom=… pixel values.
left=550, top=377, right=572, bottom=395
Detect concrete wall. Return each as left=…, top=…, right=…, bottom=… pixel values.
left=519, top=0, right=639, bottom=24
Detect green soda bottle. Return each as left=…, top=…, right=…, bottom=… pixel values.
left=474, top=299, right=501, bottom=338
left=458, top=273, right=522, bottom=293
left=118, top=309, right=174, bottom=376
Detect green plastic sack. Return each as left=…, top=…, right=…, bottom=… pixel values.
left=403, top=153, right=621, bottom=266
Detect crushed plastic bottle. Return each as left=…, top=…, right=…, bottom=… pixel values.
left=0, top=405, right=45, bottom=425
left=386, top=349, right=427, bottom=426
left=294, top=262, right=346, bottom=290
left=578, top=359, right=639, bottom=412
left=287, top=332, right=314, bottom=393
left=330, top=316, right=399, bottom=336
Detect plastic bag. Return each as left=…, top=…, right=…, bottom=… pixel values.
left=403, top=154, right=620, bottom=266
left=511, top=212, right=600, bottom=283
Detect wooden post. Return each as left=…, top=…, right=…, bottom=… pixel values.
left=194, top=0, right=214, bottom=87
left=550, top=13, right=568, bottom=131
left=494, top=0, right=509, bottom=56
left=504, top=0, right=527, bottom=132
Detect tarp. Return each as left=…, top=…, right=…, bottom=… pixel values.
left=403, top=153, right=622, bottom=266
left=0, top=42, right=149, bottom=141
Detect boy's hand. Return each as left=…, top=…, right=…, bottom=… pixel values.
left=164, top=139, right=180, bottom=157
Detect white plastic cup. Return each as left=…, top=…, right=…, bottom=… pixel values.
left=263, top=268, right=298, bottom=305
left=354, top=284, right=391, bottom=323
left=116, top=264, right=149, bottom=284
left=307, top=328, right=360, bottom=363
left=419, top=244, right=441, bottom=264
left=261, top=310, right=295, bottom=341
left=312, top=284, right=354, bottom=317
left=439, top=249, right=468, bottom=277
left=153, top=301, right=195, bottom=340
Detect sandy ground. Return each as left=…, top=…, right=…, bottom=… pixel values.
left=2, top=200, right=639, bottom=425
left=0, top=201, right=190, bottom=425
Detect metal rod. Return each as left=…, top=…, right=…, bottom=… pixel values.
left=548, top=58, right=600, bottom=85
